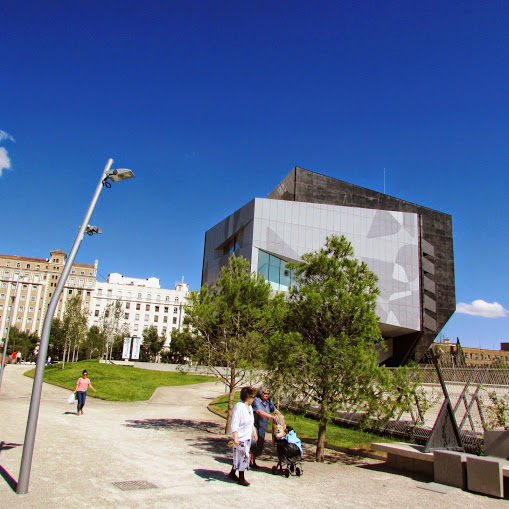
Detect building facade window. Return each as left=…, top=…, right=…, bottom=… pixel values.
left=257, top=249, right=294, bottom=291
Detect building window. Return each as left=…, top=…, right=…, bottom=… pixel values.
left=17, top=317, right=22, bottom=322
left=4, top=271, right=9, bottom=277
left=94, top=310, right=100, bottom=317
left=135, top=314, right=140, bottom=320
left=163, top=316, right=167, bottom=323
left=134, top=324, right=138, bottom=331
left=146, top=304, right=150, bottom=311
left=80, top=270, right=85, bottom=275
left=20, top=295, right=26, bottom=301
left=107, top=289, right=112, bottom=295
left=71, top=269, right=75, bottom=274
left=68, top=289, right=73, bottom=295
left=156, top=295, right=161, bottom=302
left=147, top=294, right=151, bottom=300
left=31, top=296, right=35, bottom=302
left=89, top=271, right=93, bottom=276
left=5, top=262, right=10, bottom=267
left=172, top=317, right=177, bottom=324
left=154, top=316, right=159, bottom=322
left=26, top=264, right=30, bottom=269
left=165, top=296, right=170, bottom=302
left=29, top=307, right=34, bottom=312
left=174, top=307, right=178, bottom=314
left=79, top=279, right=84, bottom=287
left=136, top=303, right=141, bottom=310
left=16, top=263, right=20, bottom=268
left=164, top=307, right=169, bottom=313
left=125, top=302, right=130, bottom=309
left=175, top=297, right=179, bottom=303
left=36, top=265, right=40, bottom=270
left=155, top=306, right=159, bottom=312
left=98, top=289, right=102, bottom=295
left=138, top=293, right=142, bottom=299
left=124, top=313, right=129, bottom=319
left=86, top=291, right=91, bottom=297
left=27, top=318, right=32, bottom=323
left=144, top=315, right=149, bottom=321
left=257, top=249, right=294, bottom=291
left=18, top=306, right=24, bottom=312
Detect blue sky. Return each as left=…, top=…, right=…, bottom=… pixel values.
left=1, top=1, right=508, bottom=349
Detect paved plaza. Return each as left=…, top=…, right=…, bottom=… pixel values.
left=0, top=364, right=506, bottom=509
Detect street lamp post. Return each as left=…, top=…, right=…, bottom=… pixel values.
left=16, top=158, right=134, bottom=495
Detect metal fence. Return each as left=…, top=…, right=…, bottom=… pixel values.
left=330, top=365, right=509, bottom=453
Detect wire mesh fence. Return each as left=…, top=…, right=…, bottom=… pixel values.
left=292, top=365, right=509, bottom=454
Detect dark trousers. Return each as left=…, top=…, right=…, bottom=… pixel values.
left=76, top=391, right=87, bottom=412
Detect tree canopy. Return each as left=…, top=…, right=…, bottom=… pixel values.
left=175, top=255, right=281, bottom=433
left=266, top=235, right=416, bottom=461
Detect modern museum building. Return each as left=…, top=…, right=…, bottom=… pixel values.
left=201, top=167, right=455, bottom=366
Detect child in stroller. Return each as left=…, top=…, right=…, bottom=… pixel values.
left=271, top=415, right=303, bottom=477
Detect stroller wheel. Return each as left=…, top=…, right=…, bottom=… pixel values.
left=271, top=466, right=277, bottom=475
left=295, top=467, right=302, bottom=476
left=284, top=469, right=290, bottom=478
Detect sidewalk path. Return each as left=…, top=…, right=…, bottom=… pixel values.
left=0, top=364, right=505, bottom=508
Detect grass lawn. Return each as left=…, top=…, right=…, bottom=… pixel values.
left=24, top=360, right=216, bottom=402
left=209, top=392, right=394, bottom=453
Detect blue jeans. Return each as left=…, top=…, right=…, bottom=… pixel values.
left=76, top=391, right=87, bottom=413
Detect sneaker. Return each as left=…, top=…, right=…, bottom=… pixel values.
left=251, top=462, right=259, bottom=469
left=238, top=478, right=250, bottom=487
left=228, top=471, right=239, bottom=481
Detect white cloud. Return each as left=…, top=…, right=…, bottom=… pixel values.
left=0, top=130, right=15, bottom=143
left=456, top=300, right=508, bottom=318
left=0, top=147, right=11, bottom=177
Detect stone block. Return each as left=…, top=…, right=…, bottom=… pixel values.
left=433, top=450, right=467, bottom=489
left=467, top=456, right=505, bottom=498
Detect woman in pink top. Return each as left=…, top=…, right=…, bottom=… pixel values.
left=74, top=369, right=96, bottom=415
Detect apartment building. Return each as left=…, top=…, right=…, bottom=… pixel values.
left=0, top=250, right=98, bottom=343
left=90, top=273, right=189, bottom=348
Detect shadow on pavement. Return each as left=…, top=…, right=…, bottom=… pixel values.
left=124, top=418, right=223, bottom=433
left=194, top=468, right=232, bottom=483
left=0, top=465, right=17, bottom=492
left=0, top=441, right=22, bottom=452
left=186, top=435, right=230, bottom=455
left=359, top=461, right=431, bottom=482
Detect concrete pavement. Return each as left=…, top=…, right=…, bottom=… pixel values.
left=0, top=364, right=506, bottom=509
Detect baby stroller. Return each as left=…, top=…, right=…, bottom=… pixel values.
left=271, top=418, right=303, bottom=478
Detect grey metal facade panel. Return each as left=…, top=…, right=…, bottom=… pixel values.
left=268, top=167, right=455, bottom=365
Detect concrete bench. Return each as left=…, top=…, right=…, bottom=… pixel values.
left=433, top=449, right=509, bottom=498
left=466, top=455, right=509, bottom=498
left=433, top=450, right=477, bottom=490
left=372, top=442, right=434, bottom=478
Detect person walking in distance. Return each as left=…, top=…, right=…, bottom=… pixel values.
left=74, top=369, right=96, bottom=415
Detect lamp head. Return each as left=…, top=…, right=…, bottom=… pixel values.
left=106, top=168, right=135, bottom=183
left=84, top=225, right=103, bottom=236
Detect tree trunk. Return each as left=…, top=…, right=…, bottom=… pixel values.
left=225, top=365, right=236, bottom=434
left=316, top=415, right=327, bottom=462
